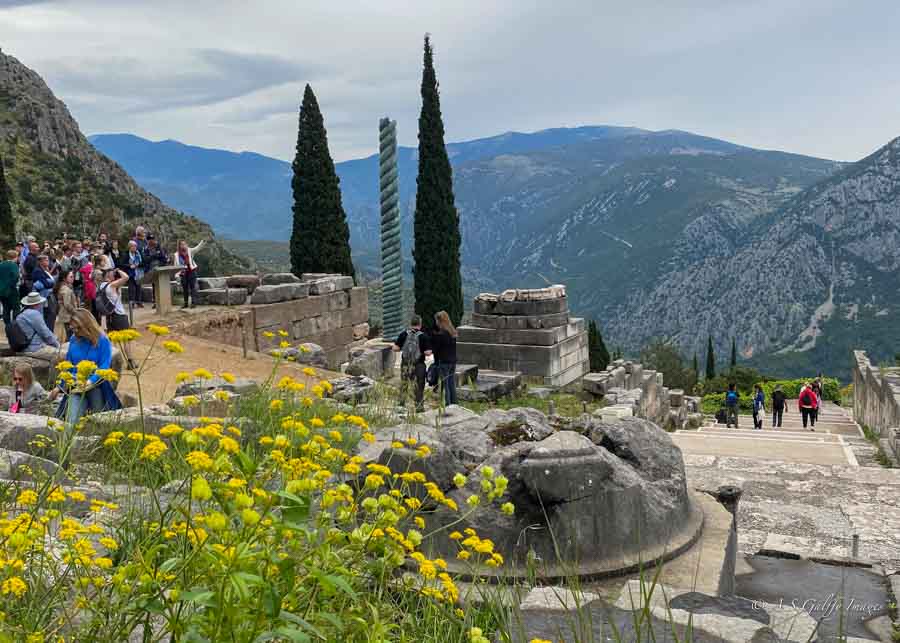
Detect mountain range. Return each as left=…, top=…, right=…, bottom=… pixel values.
left=0, top=50, right=247, bottom=275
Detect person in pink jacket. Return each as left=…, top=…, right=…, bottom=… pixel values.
left=798, top=383, right=818, bottom=431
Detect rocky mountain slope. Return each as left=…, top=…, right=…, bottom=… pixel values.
left=623, top=135, right=900, bottom=379
left=0, top=50, right=247, bottom=274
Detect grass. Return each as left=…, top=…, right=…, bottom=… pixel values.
left=459, top=388, right=604, bottom=417
left=861, top=424, right=896, bottom=468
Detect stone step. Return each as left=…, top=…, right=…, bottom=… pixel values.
left=689, top=428, right=843, bottom=443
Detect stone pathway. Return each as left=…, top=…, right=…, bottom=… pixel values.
left=672, top=401, right=900, bottom=572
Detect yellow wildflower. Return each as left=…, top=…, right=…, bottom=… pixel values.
left=219, top=436, right=239, bottom=454
left=302, top=367, right=317, bottom=377
left=148, top=324, right=169, bottom=336
left=185, top=450, right=214, bottom=471
left=17, top=489, right=38, bottom=505
left=159, top=424, right=184, bottom=437
left=221, top=372, right=236, bottom=383
left=191, top=476, right=212, bottom=501
left=1, top=576, right=27, bottom=597
left=193, top=368, right=213, bottom=380
left=163, top=340, right=184, bottom=354
left=175, top=371, right=192, bottom=383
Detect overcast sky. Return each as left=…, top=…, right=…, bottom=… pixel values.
left=2, top=0, right=899, bottom=162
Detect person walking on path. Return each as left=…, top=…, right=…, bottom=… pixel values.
left=392, top=314, right=432, bottom=413
left=724, top=382, right=740, bottom=428
left=0, top=250, right=20, bottom=325
left=752, top=384, right=765, bottom=430
left=47, top=308, right=121, bottom=425
left=771, top=384, right=787, bottom=428
left=175, top=239, right=206, bottom=308
left=798, top=383, right=817, bottom=431
left=53, top=270, right=77, bottom=342
left=811, top=378, right=823, bottom=425
left=430, top=310, right=458, bottom=407
left=15, top=292, right=60, bottom=354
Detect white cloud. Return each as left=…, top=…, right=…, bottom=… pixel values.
left=1, top=0, right=899, bottom=162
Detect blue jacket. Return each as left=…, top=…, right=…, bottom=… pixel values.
left=16, top=307, right=60, bottom=353
left=57, top=334, right=121, bottom=411
left=754, top=390, right=765, bottom=412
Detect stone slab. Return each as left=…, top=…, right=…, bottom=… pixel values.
left=225, top=274, right=261, bottom=292
left=473, top=297, right=569, bottom=316
left=308, top=275, right=354, bottom=295
left=454, top=363, right=478, bottom=387
left=198, top=277, right=227, bottom=290
left=196, top=288, right=248, bottom=306
left=457, top=370, right=523, bottom=402
left=457, top=319, right=584, bottom=346
left=260, top=272, right=300, bottom=285
left=252, top=295, right=331, bottom=329
left=672, top=432, right=851, bottom=466
left=470, top=311, right=570, bottom=330
left=250, top=283, right=309, bottom=305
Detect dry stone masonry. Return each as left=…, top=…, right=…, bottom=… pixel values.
left=852, top=350, right=900, bottom=461
left=457, top=285, right=588, bottom=387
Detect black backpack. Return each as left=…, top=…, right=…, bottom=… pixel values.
left=95, top=283, right=117, bottom=317
left=5, top=317, right=34, bottom=353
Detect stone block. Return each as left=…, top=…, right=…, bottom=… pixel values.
left=277, top=343, right=328, bottom=368
left=519, top=587, right=600, bottom=612
left=308, top=275, right=354, bottom=295
left=348, top=287, right=369, bottom=325
left=669, top=389, right=684, bottom=408
left=176, top=376, right=258, bottom=397
left=252, top=296, right=330, bottom=330
left=417, top=404, right=480, bottom=429
left=198, top=277, right=227, bottom=290
left=301, top=273, right=340, bottom=282
left=583, top=372, right=609, bottom=396
left=328, top=375, right=375, bottom=404
left=140, top=285, right=155, bottom=303
left=457, top=370, right=523, bottom=402
left=470, top=311, right=570, bottom=330
left=458, top=321, right=583, bottom=347
left=250, top=283, right=309, bottom=304
left=226, top=274, right=261, bottom=292
left=347, top=344, right=394, bottom=379
left=472, top=296, right=568, bottom=316
left=625, top=363, right=644, bottom=389
left=261, top=272, right=300, bottom=285
left=595, top=405, right=634, bottom=421
left=196, top=288, right=247, bottom=306
left=455, top=363, right=479, bottom=387
left=328, top=290, right=350, bottom=311
left=168, top=392, right=238, bottom=417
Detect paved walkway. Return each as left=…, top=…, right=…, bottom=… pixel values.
left=673, top=401, right=900, bottom=572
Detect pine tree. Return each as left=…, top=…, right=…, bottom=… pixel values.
left=588, top=320, right=611, bottom=371
left=705, top=336, right=716, bottom=380
left=289, top=84, right=355, bottom=279
left=413, top=35, right=463, bottom=327
left=730, top=337, right=737, bottom=371
left=0, top=155, right=15, bottom=250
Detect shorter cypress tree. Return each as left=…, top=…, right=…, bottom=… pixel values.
left=588, top=320, right=611, bottom=371
left=0, top=155, right=14, bottom=250
left=705, top=336, right=716, bottom=380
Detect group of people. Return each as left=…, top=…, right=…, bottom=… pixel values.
left=719, top=377, right=825, bottom=431
left=2, top=226, right=208, bottom=424
left=391, top=311, right=459, bottom=412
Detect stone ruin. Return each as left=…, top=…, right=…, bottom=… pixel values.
left=583, top=359, right=703, bottom=431
left=362, top=404, right=706, bottom=581
left=457, top=285, right=588, bottom=388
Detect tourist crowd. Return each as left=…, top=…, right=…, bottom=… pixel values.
left=718, top=377, right=825, bottom=431
left=0, top=225, right=207, bottom=422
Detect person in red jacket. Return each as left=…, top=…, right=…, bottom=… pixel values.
left=80, top=261, right=99, bottom=322
left=798, top=383, right=817, bottom=431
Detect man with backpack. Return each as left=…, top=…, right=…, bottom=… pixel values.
left=798, top=383, right=817, bottom=431
left=8, top=291, right=59, bottom=354
left=391, top=315, right=432, bottom=413
left=771, top=384, right=787, bottom=428
left=724, top=382, right=740, bottom=428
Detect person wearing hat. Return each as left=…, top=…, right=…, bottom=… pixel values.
left=15, top=291, right=60, bottom=353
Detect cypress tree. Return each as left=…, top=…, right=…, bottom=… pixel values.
left=705, top=336, right=716, bottom=380
left=588, top=320, right=611, bottom=372
left=289, top=84, right=355, bottom=279
left=413, top=35, right=463, bottom=327
left=692, top=353, right=699, bottom=377
left=730, top=337, right=737, bottom=371
left=0, top=155, right=14, bottom=250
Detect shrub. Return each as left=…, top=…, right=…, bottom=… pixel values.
left=0, top=327, right=510, bottom=641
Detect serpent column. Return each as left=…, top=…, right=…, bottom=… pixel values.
left=379, top=117, right=403, bottom=340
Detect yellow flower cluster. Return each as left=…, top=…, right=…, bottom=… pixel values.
left=108, top=329, right=141, bottom=343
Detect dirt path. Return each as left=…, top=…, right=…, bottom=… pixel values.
left=115, top=307, right=338, bottom=405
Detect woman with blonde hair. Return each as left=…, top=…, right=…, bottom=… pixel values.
left=10, top=362, right=47, bottom=413
left=430, top=310, right=458, bottom=406
left=48, top=308, right=121, bottom=424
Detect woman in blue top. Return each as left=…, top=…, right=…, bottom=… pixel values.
left=752, top=384, right=765, bottom=430
left=48, top=308, right=122, bottom=424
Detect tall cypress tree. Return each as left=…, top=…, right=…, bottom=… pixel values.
left=705, top=336, right=716, bottom=380
left=0, top=155, right=15, bottom=250
left=413, top=35, right=463, bottom=327
left=289, top=84, right=355, bottom=279
left=692, top=353, right=699, bottom=377
left=730, top=337, right=737, bottom=371
left=588, top=320, right=610, bottom=372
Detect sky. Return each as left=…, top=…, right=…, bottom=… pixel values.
left=2, top=0, right=899, bottom=163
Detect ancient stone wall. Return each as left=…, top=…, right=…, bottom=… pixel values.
left=852, top=350, right=900, bottom=438
left=174, top=274, right=368, bottom=369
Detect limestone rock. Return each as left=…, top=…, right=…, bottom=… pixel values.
left=482, top=407, right=554, bottom=444
left=347, top=344, right=394, bottom=379
left=438, top=417, right=494, bottom=468
left=417, top=404, right=479, bottom=429
left=328, top=375, right=375, bottom=404
left=226, top=274, right=261, bottom=292
left=519, top=586, right=600, bottom=611
left=261, top=272, right=300, bottom=286
left=278, top=343, right=327, bottom=368
left=308, top=276, right=353, bottom=295
left=176, top=376, right=257, bottom=397
left=196, top=288, right=247, bottom=306
left=250, top=283, right=309, bottom=304
left=0, top=447, right=65, bottom=481
left=198, top=277, right=227, bottom=290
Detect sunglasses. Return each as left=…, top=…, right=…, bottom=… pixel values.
left=12, top=376, right=22, bottom=382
